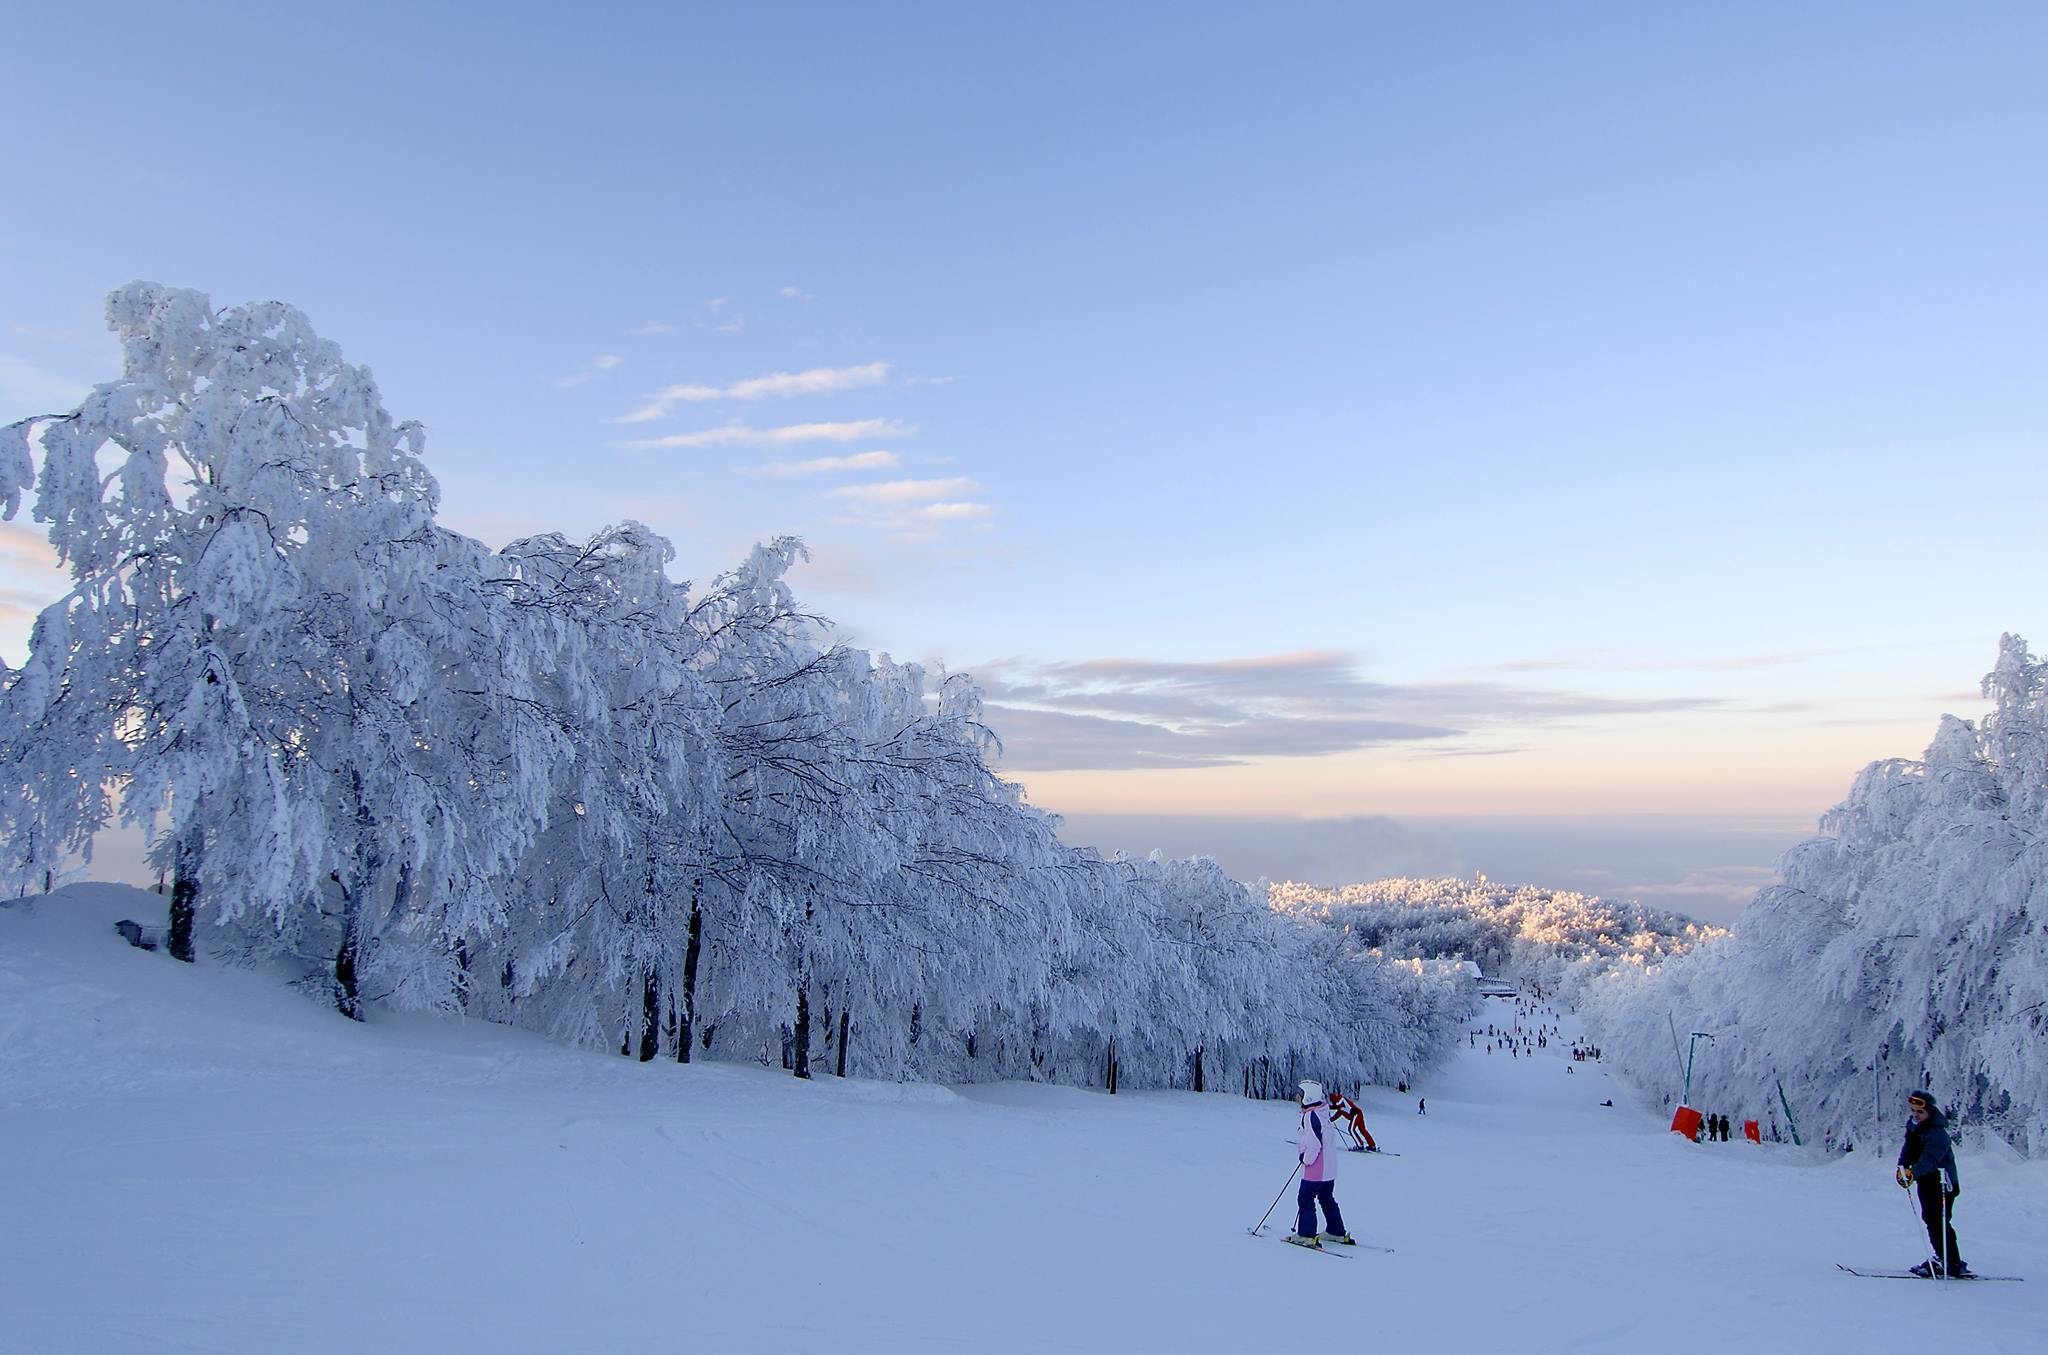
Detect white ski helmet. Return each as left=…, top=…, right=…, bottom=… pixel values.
left=1299, top=1080, right=1325, bottom=1105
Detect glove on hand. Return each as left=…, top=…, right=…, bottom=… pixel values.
left=1895, top=1167, right=1914, bottom=1188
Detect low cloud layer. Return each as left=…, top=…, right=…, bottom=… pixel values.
left=975, top=650, right=1718, bottom=771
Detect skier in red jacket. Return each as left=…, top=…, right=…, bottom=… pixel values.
left=1326, top=1089, right=1377, bottom=1152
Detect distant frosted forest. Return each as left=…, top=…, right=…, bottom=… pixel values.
left=1270, top=877, right=1722, bottom=996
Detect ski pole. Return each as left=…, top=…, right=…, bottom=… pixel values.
left=1908, top=1182, right=1938, bottom=1277
left=1942, top=1169, right=1955, bottom=1281
left=1249, top=1162, right=1301, bottom=1235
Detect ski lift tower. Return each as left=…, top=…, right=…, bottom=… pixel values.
left=1682, top=1031, right=1715, bottom=1108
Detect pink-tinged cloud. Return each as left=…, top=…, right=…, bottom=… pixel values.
left=617, top=362, right=891, bottom=422
left=759, top=451, right=903, bottom=477
left=826, top=477, right=977, bottom=504
left=624, top=419, right=910, bottom=449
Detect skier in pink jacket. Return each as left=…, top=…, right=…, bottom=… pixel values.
left=1291, top=1081, right=1355, bottom=1249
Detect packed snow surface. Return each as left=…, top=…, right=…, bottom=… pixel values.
left=4, top=885, right=2044, bottom=1354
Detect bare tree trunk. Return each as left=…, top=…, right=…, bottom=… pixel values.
left=791, top=891, right=814, bottom=1079
left=793, top=983, right=812, bottom=1079
left=676, top=890, right=703, bottom=1064
left=638, top=966, right=661, bottom=1062
left=1107, top=1035, right=1119, bottom=1094
left=836, top=1008, right=849, bottom=1078
left=1193, top=1045, right=1205, bottom=1093
left=335, top=887, right=365, bottom=1022
left=167, top=827, right=202, bottom=964
left=334, top=772, right=381, bottom=1022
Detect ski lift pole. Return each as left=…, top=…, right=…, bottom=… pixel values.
left=1775, top=1077, right=1803, bottom=1147
left=1682, top=1031, right=1714, bottom=1108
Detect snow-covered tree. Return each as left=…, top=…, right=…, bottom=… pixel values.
left=1584, top=635, right=2048, bottom=1155
left=2, top=282, right=1485, bottom=1101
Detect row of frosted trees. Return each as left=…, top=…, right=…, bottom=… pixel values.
left=0, top=283, right=1474, bottom=1094
left=1579, top=636, right=2048, bottom=1155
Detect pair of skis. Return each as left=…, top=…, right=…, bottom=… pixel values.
left=1835, top=1263, right=2020, bottom=1282
left=1249, top=1225, right=1395, bottom=1258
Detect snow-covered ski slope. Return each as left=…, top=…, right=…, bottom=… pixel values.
left=4, top=885, right=2044, bottom=1354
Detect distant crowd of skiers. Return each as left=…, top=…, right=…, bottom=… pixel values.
left=1469, top=1001, right=1580, bottom=1063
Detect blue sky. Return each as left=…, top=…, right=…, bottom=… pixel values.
left=5, top=3, right=2045, bottom=921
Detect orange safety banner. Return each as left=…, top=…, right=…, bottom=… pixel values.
left=1743, top=1119, right=1761, bottom=1143
left=1671, top=1106, right=1704, bottom=1141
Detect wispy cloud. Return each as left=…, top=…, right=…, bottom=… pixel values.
left=0, top=522, right=62, bottom=574
left=758, top=451, right=902, bottom=477
left=0, top=355, right=92, bottom=413
left=0, top=523, right=66, bottom=638
left=827, top=476, right=977, bottom=504
left=617, top=361, right=891, bottom=423
left=823, top=477, right=995, bottom=540
left=632, top=321, right=675, bottom=336
left=623, top=418, right=910, bottom=449
left=1495, top=649, right=1837, bottom=673
left=970, top=651, right=1721, bottom=771
left=779, top=285, right=814, bottom=302
left=9, top=324, right=86, bottom=343
left=555, top=354, right=623, bottom=390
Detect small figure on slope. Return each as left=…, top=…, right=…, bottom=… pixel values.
left=1897, top=1091, right=1969, bottom=1278
left=1290, top=1081, right=1355, bottom=1250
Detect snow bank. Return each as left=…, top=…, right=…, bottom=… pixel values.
left=5, top=888, right=2044, bottom=1352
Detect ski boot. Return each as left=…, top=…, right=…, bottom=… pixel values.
left=1286, top=1233, right=1324, bottom=1250
left=1908, top=1260, right=1942, bottom=1278
left=1319, top=1232, right=1357, bottom=1246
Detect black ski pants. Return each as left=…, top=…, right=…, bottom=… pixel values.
left=1915, top=1176, right=1962, bottom=1270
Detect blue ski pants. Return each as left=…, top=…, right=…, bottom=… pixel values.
left=1296, top=1179, right=1345, bottom=1238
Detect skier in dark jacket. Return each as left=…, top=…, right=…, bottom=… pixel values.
left=1896, top=1091, right=1968, bottom=1277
